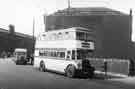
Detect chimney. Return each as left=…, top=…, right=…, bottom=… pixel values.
left=130, top=8, right=132, bottom=17
left=9, top=24, right=15, bottom=34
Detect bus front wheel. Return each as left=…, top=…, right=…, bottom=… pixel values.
left=66, top=65, right=76, bottom=78
left=39, top=61, right=46, bottom=72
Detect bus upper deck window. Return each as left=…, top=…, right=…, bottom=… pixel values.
left=76, top=32, right=85, bottom=40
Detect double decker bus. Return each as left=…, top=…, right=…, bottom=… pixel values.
left=34, top=27, right=95, bottom=78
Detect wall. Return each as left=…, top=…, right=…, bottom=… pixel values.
left=0, top=31, right=34, bottom=57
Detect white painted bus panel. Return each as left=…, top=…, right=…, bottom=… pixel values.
left=36, top=40, right=94, bottom=50
left=34, top=56, right=80, bottom=73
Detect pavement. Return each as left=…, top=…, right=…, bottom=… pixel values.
left=0, top=58, right=14, bottom=64
left=94, top=70, right=135, bottom=85
left=94, top=67, right=135, bottom=86
left=109, top=77, right=135, bottom=85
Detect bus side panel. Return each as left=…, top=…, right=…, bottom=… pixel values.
left=57, top=60, right=78, bottom=73
left=34, top=57, right=51, bottom=69
left=45, top=58, right=59, bottom=71
left=34, top=57, right=61, bottom=71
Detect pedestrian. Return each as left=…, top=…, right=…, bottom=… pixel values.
left=103, top=61, right=108, bottom=78
left=129, top=59, right=135, bottom=76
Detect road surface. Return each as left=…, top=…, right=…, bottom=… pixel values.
left=0, top=58, right=135, bottom=89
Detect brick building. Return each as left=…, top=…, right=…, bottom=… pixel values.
left=0, top=27, right=34, bottom=57
left=45, top=7, right=133, bottom=59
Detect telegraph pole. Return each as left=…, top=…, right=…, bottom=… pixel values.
left=68, top=0, right=71, bottom=9
left=31, top=18, right=35, bottom=65
left=33, top=18, right=35, bottom=41
left=44, top=13, right=47, bottom=32
left=32, top=18, right=35, bottom=53
left=130, top=8, right=133, bottom=41
left=130, top=8, right=133, bottom=19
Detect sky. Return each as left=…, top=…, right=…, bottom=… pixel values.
left=0, top=0, right=135, bottom=40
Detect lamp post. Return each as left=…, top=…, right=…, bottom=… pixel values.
left=68, top=0, right=71, bottom=9
left=31, top=18, right=35, bottom=65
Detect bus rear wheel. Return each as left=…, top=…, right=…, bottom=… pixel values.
left=66, top=65, right=76, bottom=78
left=39, top=61, right=46, bottom=72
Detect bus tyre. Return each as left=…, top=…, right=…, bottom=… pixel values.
left=39, top=61, right=46, bottom=72
left=66, top=65, right=76, bottom=78
left=16, top=60, right=20, bottom=65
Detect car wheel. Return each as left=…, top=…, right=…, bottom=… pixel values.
left=16, top=61, right=18, bottom=65
left=16, top=60, right=19, bottom=65
left=23, top=61, right=27, bottom=65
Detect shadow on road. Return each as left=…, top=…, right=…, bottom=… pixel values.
left=33, top=67, right=125, bottom=80
left=93, top=73, right=125, bottom=80
left=74, top=73, right=124, bottom=80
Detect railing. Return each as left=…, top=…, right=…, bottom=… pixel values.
left=88, top=58, right=135, bottom=76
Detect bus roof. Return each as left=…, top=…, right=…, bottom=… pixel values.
left=45, top=27, right=93, bottom=33
left=38, top=27, right=93, bottom=38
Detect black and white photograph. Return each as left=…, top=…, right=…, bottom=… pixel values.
left=0, top=0, right=135, bottom=89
